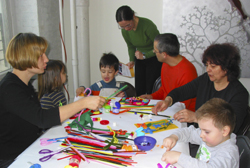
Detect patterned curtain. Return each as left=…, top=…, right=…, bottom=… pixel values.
left=162, top=0, right=250, bottom=77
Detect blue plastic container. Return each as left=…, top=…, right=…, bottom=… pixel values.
left=134, top=136, right=157, bottom=151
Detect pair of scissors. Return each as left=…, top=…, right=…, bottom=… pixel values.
left=39, top=146, right=71, bottom=162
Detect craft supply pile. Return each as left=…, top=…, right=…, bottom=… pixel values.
left=38, top=97, right=178, bottom=168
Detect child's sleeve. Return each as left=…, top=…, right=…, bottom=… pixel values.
left=89, top=83, right=101, bottom=96
left=40, top=95, right=54, bottom=109
left=178, top=148, right=238, bottom=168
left=173, top=125, right=202, bottom=145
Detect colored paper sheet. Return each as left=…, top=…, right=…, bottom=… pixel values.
left=134, top=119, right=178, bottom=134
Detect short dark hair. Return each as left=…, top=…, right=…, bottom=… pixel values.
left=202, top=43, right=241, bottom=82
left=99, top=52, right=119, bottom=71
left=116, top=5, right=134, bottom=22
left=154, top=33, right=180, bottom=56
left=38, top=60, right=67, bottom=100
left=196, top=98, right=236, bottom=135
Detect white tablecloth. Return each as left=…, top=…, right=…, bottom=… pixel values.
left=8, top=99, right=189, bottom=168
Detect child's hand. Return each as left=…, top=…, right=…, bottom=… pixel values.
left=161, top=151, right=181, bottom=164
left=163, top=134, right=178, bottom=151
left=76, top=87, right=85, bottom=96
left=116, top=91, right=125, bottom=97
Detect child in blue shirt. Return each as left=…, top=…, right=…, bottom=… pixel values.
left=38, top=60, right=67, bottom=109
left=76, top=52, right=126, bottom=97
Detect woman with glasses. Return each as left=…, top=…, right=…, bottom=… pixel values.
left=116, top=5, right=162, bottom=96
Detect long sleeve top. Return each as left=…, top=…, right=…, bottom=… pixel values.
left=0, top=72, right=61, bottom=160
left=173, top=126, right=239, bottom=168
left=121, top=17, right=159, bottom=62
left=151, top=56, right=197, bottom=111
left=40, top=90, right=67, bottom=109
left=168, top=73, right=249, bottom=133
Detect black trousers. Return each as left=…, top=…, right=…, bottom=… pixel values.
left=189, top=143, right=199, bottom=157
left=135, top=56, right=162, bottom=96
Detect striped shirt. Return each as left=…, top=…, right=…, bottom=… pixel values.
left=40, top=90, right=67, bottom=109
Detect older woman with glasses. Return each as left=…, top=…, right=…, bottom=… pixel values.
left=116, top=5, right=162, bottom=96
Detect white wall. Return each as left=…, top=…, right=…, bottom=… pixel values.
left=88, top=0, right=163, bottom=86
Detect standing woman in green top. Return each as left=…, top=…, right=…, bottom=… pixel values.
left=116, top=5, right=162, bottom=96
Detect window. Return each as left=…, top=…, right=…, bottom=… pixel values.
left=0, top=0, right=11, bottom=75
left=0, top=13, right=9, bottom=73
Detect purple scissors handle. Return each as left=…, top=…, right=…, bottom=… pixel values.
left=39, top=153, right=59, bottom=162
left=39, top=146, right=71, bottom=162
left=39, top=149, right=54, bottom=154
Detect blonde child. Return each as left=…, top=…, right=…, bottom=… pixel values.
left=161, top=98, right=239, bottom=168
left=38, top=60, right=67, bottom=109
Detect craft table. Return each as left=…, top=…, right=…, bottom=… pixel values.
left=8, top=99, right=189, bottom=168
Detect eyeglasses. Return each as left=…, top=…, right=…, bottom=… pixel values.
left=118, top=23, right=132, bottom=29
left=153, top=49, right=161, bottom=54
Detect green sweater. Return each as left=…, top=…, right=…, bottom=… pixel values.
left=121, top=17, right=159, bottom=62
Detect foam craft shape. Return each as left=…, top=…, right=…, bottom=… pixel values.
left=135, top=119, right=178, bottom=134
left=68, top=110, right=93, bottom=131
left=135, top=127, right=145, bottom=137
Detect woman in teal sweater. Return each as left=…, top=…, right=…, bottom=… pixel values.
left=116, top=5, right=162, bottom=96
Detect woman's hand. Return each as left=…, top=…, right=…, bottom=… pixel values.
left=126, top=61, right=135, bottom=69
left=139, top=94, right=153, bottom=99
left=76, top=86, right=85, bottom=96
left=173, top=109, right=197, bottom=123
left=135, top=50, right=144, bottom=60
left=59, top=96, right=105, bottom=122
left=152, top=96, right=172, bottom=115
left=82, top=96, right=105, bottom=110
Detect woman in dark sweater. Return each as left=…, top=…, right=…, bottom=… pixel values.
left=0, top=33, right=105, bottom=167
left=152, top=43, right=248, bottom=134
